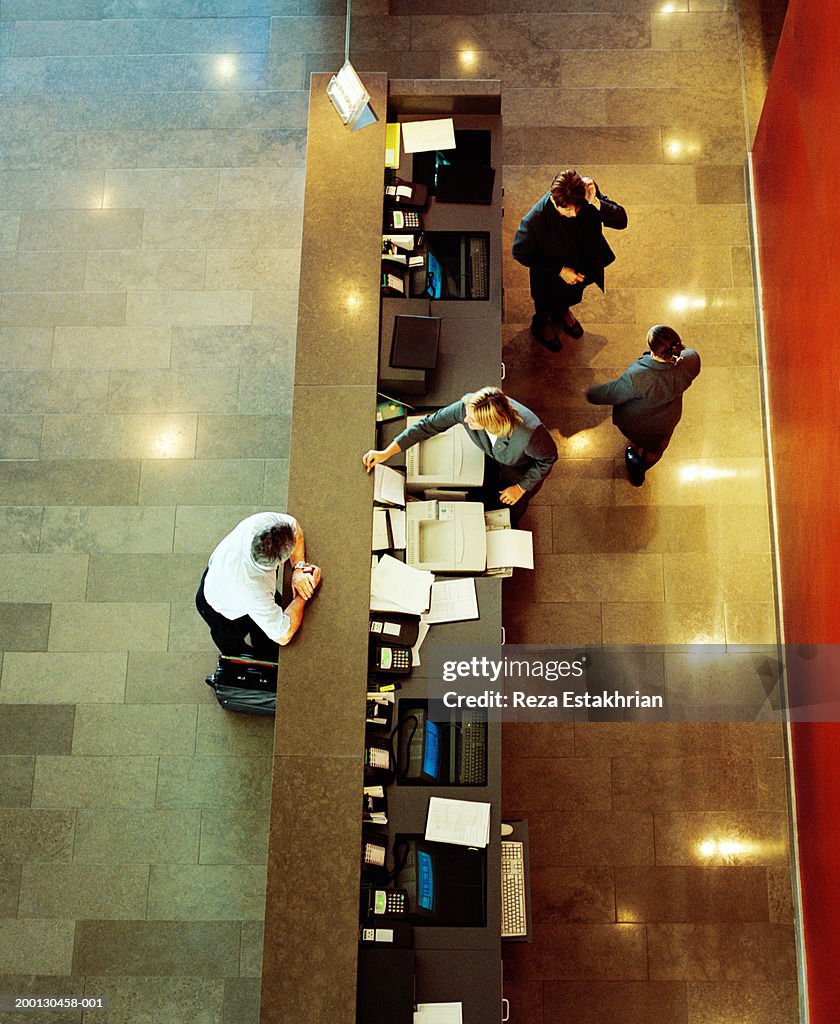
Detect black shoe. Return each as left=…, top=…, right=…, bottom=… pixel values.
left=556, top=313, right=584, bottom=339
left=530, top=315, right=562, bottom=352
left=625, top=447, right=646, bottom=487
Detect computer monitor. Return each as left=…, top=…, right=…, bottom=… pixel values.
left=398, top=707, right=441, bottom=782
left=394, top=836, right=486, bottom=927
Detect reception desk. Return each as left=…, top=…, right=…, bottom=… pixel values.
left=260, top=73, right=503, bottom=1024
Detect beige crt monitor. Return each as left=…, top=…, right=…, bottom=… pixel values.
left=405, top=500, right=487, bottom=573
left=405, top=417, right=485, bottom=493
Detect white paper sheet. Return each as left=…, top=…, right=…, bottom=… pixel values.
left=373, top=463, right=405, bottom=507
left=370, top=554, right=433, bottom=615
left=422, top=578, right=478, bottom=624
left=401, top=117, right=456, bottom=154
left=414, top=1004, right=463, bottom=1023
left=485, top=528, right=534, bottom=570
left=425, top=796, right=491, bottom=848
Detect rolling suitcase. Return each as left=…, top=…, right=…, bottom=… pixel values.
left=205, top=654, right=278, bottom=716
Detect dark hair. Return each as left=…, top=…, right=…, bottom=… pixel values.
left=550, top=169, right=585, bottom=209
left=251, top=522, right=296, bottom=566
left=647, top=324, right=685, bottom=362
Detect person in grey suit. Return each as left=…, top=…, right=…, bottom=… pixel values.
left=362, top=387, right=558, bottom=524
left=586, top=325, right=701, bottom=487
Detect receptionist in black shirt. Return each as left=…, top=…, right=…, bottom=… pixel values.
left=362, top=387, right=557, bottom=525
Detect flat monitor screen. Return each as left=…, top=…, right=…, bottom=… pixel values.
left=417, top=849, right=435, bottom=912
left=422, top=718, right=441, bottom=781
left=425, top=250, right=443, bottom=299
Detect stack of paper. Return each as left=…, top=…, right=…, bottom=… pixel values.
left=371, top=508, right=407, bottom=551
left=414, top=1004, right=462, bottom=1023
left=373, top=464, right=406, bottom=506
left=422, top=578, right=478, bottom=625
left=370, top=554, right=433, bottom=615
left=486, top=528, right=534, bottom=571
left=425, top=797, right=491, bottom=848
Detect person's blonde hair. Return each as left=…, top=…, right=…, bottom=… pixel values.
left=462, top=387, right=522, bottom=438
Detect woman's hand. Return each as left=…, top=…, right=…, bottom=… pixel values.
left=362, top=449, right=388, bottom=472
left=499, top=484, right=526, bottom=506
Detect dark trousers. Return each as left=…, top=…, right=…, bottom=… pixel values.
left=195, top=569, right=279, bottom=660
left=529, top=268, right=588, bottom=323
left=479, top=458, right=537, bottom=527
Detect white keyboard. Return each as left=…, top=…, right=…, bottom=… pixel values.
left=501, top=840, right=527, bottom=938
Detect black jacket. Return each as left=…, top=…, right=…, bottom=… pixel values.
left=512, top=185, right=628, bottom=290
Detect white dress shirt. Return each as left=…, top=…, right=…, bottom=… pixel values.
left=204, top=512, right=296, bottom=642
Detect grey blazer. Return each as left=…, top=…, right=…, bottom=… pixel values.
left=586, top=350, right=701, bottom=444
left=394, top=398, right=558, bottom=493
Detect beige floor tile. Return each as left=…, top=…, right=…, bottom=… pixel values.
left=103, top=168, right=220, bottom=208
left=155, top=756, right=272, bottom=811
left=605, top=87, right=743, bottom=129
left=195, top=414, right=290, bottom=459
left=0, top=553, right=88, bottom=602
left=81, top=978, right=226, bottom=1022
left=53, top=326, right=172, bottom=369
left=1, top=291, right=126, bottom=327
left=0, top=369, right=109, bottom=415
left=0, top=211, right=21, bottom=249
left=647, top=921, right=796, bottom=980
left=612, top=755, right=758, bottom=811
left=614, top=457, right=768, bottom=507
left=217, top=166, right=305, bottom=208
left=531, top=865, right=616, bottom=923
left=170, top=600, right=217, bottom=653
left=72, top=704, right=198, bottom=756
left=686, top=981, right=799, bottom=1024
left=0, top=251, right=86, bottom=292
left=615, top=865, right=770, bottom=922
left=48, top=602, right=171, bottom=652
left=0, top=169, right=105, bottom=210
left=1, top=652, right=127, bottom=704
left=125, top=652, right=218, bottom=705
left=32, top=755, right=159, bottom=809
left=204, top=247, right=300, bottom=290
left=573, top=721, right=784, bottom=759
left=73, top=808, right=201, bottom=865
left=559, top=50, right=741, bottom=90
left=139, top=459, right=265, bottom=506
left=663, top=552, right=774, bottom=604
left=1, top=326, right=55, bottom=369
left=602, top=601, right=726, bottom=644
left=84, top=249, right=206, bottom=291
left=41, top=414, right=197, bottom=459
left=124, top=290, right=252, bottom=327
left=143, top=208, right=303, bottom=250
left=510, top=922, right=648, bottom=980
left=240, top=919, right=265, bottom=977
left=199, top=807, right=270, bottom=865
left=171, top=325, right=295, bottom=372
left=0, top=458, right=141, bottom=506
left=18, top=863, right=149, bottom=919
left=147, top=864, right=267, bottom=920
left=87, top=553, right=205, bottom=603
left=651, top=10, right=738, bottom=50
left=724, top=601, right=778, bottom=646
left=40, top=506, right=175, bottom=554
left=195, top=705, right=275, bottom=757
left=108, top=369, right=239, bottom=414
left=521, top=552, right=664, bottom=603
left=19, top=208, right=144, bottom=250
left=503, top=88, right=608, bottom=128
left=0, top=920, right=75, bottom=975
left=653, top=810, right=790, bottom=866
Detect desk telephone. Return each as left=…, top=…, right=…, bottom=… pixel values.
left=369, top=613, right=419, bottom=675
left=385, top=208, right=422, bottom=232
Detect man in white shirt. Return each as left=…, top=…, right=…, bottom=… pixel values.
left=195, top=512, right=322, bottom=659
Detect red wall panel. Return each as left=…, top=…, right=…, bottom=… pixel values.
left=752, top=1, right=840, bottom=1020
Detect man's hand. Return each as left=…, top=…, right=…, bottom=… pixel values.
left=583, top=176, right=600, bottom=209
left=499, top=484, right=526, bottom=506
left=560, top=266, right=585, bottom=285
left=292, top=563, right=322, bottom=600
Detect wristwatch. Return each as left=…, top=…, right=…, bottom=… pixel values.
left=293, top=561, right=307, bottom=571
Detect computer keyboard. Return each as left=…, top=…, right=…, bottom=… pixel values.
left=469, top=235, right=489, bottom=300
left=456, top=710, right=487, bottom=785
left=501, top=840, right=527, bottom=938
